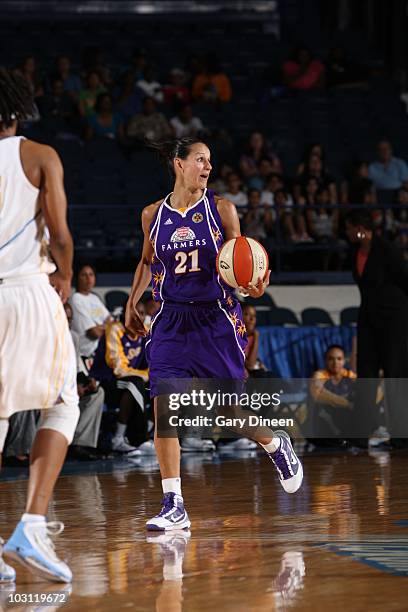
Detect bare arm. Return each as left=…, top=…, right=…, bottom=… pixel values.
left=86, top=325, right=106, bottom=340
left=125, top=202, right=160, bottom=336
left=39, top=145, right=73, bottom=302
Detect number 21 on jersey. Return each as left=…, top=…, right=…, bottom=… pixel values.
left=174, top=249, right=201, bottom=274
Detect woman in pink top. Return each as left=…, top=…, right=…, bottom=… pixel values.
left=283, top=47, right=325, bottom=90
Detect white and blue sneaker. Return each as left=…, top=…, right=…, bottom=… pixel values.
left=0, top=538, right=15, bottom=582
left=146, top=493, right=191, bottom=531
left=267, top=430, right=303, bottom=493
left=3, top=520, right=72, bottom=583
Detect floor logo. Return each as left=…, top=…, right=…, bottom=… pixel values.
left=316, top=537, right=408, bottom=576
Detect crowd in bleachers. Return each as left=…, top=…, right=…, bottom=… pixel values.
left=4, top=21, right=407, bottom=270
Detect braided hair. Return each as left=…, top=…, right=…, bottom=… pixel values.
left=0, top=67, right=34, bottom=129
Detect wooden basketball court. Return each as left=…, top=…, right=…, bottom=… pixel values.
left=0, top=450, right=407, bottom=611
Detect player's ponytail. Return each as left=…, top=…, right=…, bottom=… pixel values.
left=148, top=137, right=205, bottom=175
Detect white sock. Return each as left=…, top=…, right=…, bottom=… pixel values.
left=21, top=513, right=45, bottom=523
left=260, top=437, right=281, bottom=453
left=162, top=477, right=182, bottom=496
left=115, top=423, right=126, bottom=438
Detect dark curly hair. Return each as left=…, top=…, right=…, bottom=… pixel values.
left=0, top=67, right=34, bottom=129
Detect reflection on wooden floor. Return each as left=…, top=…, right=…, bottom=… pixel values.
left=0, top=450, right=408, bottom=611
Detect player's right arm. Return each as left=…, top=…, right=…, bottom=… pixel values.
left=38, top=144, right=74, bottom=303
left=125, top=202, right=160, bottom=337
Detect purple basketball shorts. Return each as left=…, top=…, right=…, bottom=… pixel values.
left=146, top=300, right=247, bottom=398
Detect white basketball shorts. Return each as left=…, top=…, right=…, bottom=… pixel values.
left=0, top=274, right=78, bottom=418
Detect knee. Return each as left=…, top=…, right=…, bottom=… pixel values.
left=38, top=404, right=80, bottom=445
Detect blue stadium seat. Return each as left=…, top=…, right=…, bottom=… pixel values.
left=104, top=290, right=129, bottom=312
left=301, top=308, right=334, bottom=326
left=267, top=308, right=300, bottom=326
left=340, top=307, right=359, bottom=326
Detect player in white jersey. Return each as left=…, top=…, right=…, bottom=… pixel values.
left=0, top=68, right=80, bottom=583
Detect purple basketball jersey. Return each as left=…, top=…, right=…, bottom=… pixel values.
left=149, top=189, right=231, bottom=304
left=146, top=188, right=247, bottom=396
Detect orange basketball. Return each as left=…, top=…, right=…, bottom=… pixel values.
left=216, top=236, right=269, bottom=288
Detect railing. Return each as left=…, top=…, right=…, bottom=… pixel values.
left=68, top=202, right=408, bottom=281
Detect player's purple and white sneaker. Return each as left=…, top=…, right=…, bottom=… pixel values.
left=146, top=493, right=191, bottom=531
left=267, top=430, right=303, bottom=493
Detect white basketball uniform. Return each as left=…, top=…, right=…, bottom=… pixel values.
left=0, top=136, right=78, bottom=418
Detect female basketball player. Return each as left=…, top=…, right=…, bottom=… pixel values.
left=125, top=138, right=303, bottom=530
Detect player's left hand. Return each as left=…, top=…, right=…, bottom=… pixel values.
left=50, top=271, right=72, bottom=303
left=239, top=270, right=271, bottom=298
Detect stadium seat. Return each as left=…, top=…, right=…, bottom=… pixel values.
left=243, top=294, right=276, bottom=307
left=266, top=307, right=300, bottom=326
left=340, top=307, right=359, bottom=326
left=105, top=290, right=129, bottom=312
left=301, top=308, right=334, bottom=326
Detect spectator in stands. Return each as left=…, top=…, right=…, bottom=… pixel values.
left=127, top=96, right=172, bottom=144
left=242, top=188, right=274, bottom=243
left=39, top=77, right=77, bottom=134
left=350, top=178, right=395, bottom=238
left=242, top=305, right=267, bottom=376
left=299, top=175, right=319, bottom=205
left=253, top=158, right=277, bottom=191
left=306, top=186, right=339, bottom=241
left=170, top=103, right=205, bottom=139
left=85, top=92, right=125, bottom=142
left=91, top=308, right=154, bottom=456
left=163, top=68, right=190, bottom=108
left=185, top=53, right=204, bottom=89
left=208, top=162, right=233, bottom=193
left=192, top=52, right=232, bottom=104
left=52, top=55, right=82, bottom=100
left=221, top=171, right=248, bottom=213
left=129, top=48, right=148, bottom=81
left=137, top=65, right=164, bottom=104
left=70, top=264, right=113, bottom=360
left=296, top=152, right=337, bottom=204
left=17, top=55, right=44, bottom=99
left=308, top=344, right=355, bottom=446
left=78, top=71, right=106, bottom=118
left=3, top=411, right=38, bottom=467
left=296, top=143, right=325, bottom=176
left=114, top=70, right=144, bottom=122
left=326, top=46, right=367, bottom=89
left=306, top=187, right=342, bottom=268
left=64, top=303, right=105, bottom=461
left=239, top=131, right=282, bottom=185
left=261, top=173, right=294, bottom=207
left=341, top=160, right=370, bottom=204
left=282, top=46, right=325, bottom=90
left=81, top=45, right=112, bottom=87
left=274, top=189, right=308, bottom=242
left=369, top=140, right=408, bottom=191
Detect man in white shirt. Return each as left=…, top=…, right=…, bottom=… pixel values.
left=170, top=104, right=204, bottom=139
left=137, top=66, right=164, bottom=104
